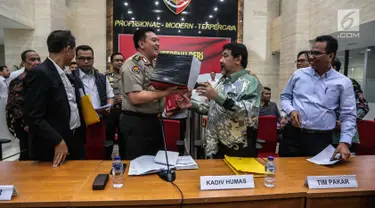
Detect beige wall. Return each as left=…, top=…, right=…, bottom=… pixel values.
left=4, top=0, right=58, bottom=66
left=271, top=16, right=280, bottom=52
left=243, top=0, right=281, bottom=100
left=310, top=0, right=375, bottom=39
left=278, top=0, right=311, bottom=95
left=0, top=0, right=34, bottom=29
left=68, top=0, right=107, bottom=72
left=2, top=0, right=107, bottom=71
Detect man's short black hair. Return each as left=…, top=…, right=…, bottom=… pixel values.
left=315, top=35, right=338, bottom=59
left=21, top=50, right=36, bottom=62
left=110, top=52, right=124, bottom=62
left=263, top=86, right=271, bottom=91
left=332, top=58, right=341, bottom=71
left=297, top=50, right=309, bottom=59
left=75, top=45, right=94, bottom=57
left=47, top=30, right=76, bottom=53
left=133, top=28, right=155, bottom=49
left=70, top=61, right=77, bottom=66
left=222, top=42, right=248, bottom=68
left=0, top=65, right=8, bottom=72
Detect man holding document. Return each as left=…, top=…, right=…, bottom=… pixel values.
left=120, top=28, right=187, bottom=160
left=178, top=43, right=262, bottom=159
left=279, top=35, right=356, bottom=161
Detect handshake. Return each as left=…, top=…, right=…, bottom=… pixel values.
left=164, top=82, right=217, bottom=116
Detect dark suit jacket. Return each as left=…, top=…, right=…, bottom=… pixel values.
left=24, top=58, right=86, bottom=161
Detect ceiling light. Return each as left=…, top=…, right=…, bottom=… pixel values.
left=124, top=2, right=128, bottom=6
left=198, top=31, right=201, bottom=34
left=157, top=16, right=160, bottom=20
left=214, top=7, right=218, bottom=11
left=131, top=17, right=135, bottom=20
left=128, top=11, right=132, bottom=14
left=155, top=1, right=159, bottom=5
left=181, top=18, right=185, bottom=21
left=220, top=0, right=224, bottom=2
left=157, top=29, right=160, bottom=31
left=209, top=15, right=213, bottom=18
left=205, top=21, right=208, bottom=24
left=178, top=30, right=181, bottom=33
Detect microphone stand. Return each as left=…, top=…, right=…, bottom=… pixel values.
left=158, top=116, right=176, bottom=182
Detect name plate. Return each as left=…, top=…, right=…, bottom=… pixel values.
left=200, top=175, right=254, bottom=190
left=0, top=185, right=18, bottom=201
left=306, top=175, right=358, bottom=189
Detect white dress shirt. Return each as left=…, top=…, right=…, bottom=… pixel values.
left=78, top=69, right=114, bottom=109
left=48, top=58, right=81, bottom=130
left=0, top=76, right=8, bottom=99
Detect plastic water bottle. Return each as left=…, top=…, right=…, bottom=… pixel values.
left=111, top=144, right=119, bottom=160
left=112, top=155, right=124, bottom=188
left=264, top=156, right=275, bottom=188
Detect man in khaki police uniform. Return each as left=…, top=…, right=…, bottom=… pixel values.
left=120, top=28, right=185, bottom=160
left=105, top=52, right=125, bottom=158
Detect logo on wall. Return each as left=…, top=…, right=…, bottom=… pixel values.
left=163, top=0, right=192, bottom=15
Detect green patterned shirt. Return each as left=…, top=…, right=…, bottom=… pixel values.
left=192, top=70, right=262, bottom=158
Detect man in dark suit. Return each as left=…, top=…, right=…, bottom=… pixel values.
left=24, top=30, right=86, bottom=167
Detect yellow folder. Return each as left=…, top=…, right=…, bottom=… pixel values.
left=80, top=95, right=100, bottom=126
left=224, top=159, right=264, bottom=178
left=224, top=155, right=265, bottom=175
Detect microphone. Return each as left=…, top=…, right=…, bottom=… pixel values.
left=157, top=116, right=176, bottom=182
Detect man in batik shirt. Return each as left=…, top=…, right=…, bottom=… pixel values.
left=178, top=43, right=262, bottom=158
left=331, top=58, right=369, bottom=152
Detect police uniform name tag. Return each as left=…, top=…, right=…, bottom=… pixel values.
left=0, top=185, right=18, bottom=200
left=305, top=175, right=358, bottom=189
left=200, top=175, right=254, bottom=190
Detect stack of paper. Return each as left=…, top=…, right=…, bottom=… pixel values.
left=128, top=153, right=198, bottom=176
left=175, top=156, right=198, bottom=170
left=224, top=155, right=265, bottom=177
left=154, top=151, right=179, bottom=166
left=128, top=155, right=168, bottom=176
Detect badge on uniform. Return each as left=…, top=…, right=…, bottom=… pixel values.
left=132, top=55, right=141, bottom=63
left=142, top=56, right=149, bottom=64
left=132, top=66, right=140, bottom=74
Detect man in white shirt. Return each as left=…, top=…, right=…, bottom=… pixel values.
left=73, top=45, right=114, bottom=109
left=0, top=65, right=10, bottom=99
left=24, top=30, right=86, bottom=167
left=72, top=45, right=114, bottom=159
left=207, top=71, right=219, bottom=88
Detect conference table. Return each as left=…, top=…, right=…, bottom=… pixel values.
left=0, top=156, right=375, bottom=208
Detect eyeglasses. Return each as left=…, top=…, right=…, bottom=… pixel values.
left=77, top=57, right=94, bottom=61
left=294, top=59, right=309, bottom=64
left=30, top=58, right=41, bottom=62
left=113, top=59, right=124, bottom=62
left=307, top=51, right=328, bottom=57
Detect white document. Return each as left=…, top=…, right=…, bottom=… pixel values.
left=128, top=154, right=199, bottom=176
left=128, top=155, right=168, bottom=176
left=187, top=56, right=201, bottom=89
left=176, top=155, right=198, bottom=170
left=0, top=185, right=18, bottom=201
left=95, top=104, right=112, bottom=111
left=307, top=145, right=341, bottom=165
left=154, top=151, right=179, bottom=166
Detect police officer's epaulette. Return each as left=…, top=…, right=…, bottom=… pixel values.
left=132, top=55, right=141, bottom=64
